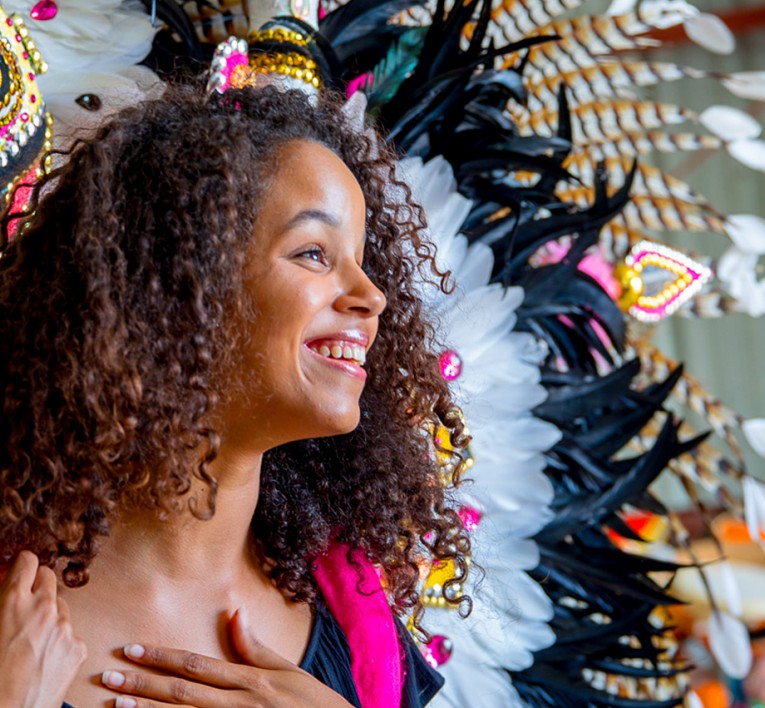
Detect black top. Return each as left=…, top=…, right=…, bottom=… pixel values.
left=62, top=599, right=443, bottom=708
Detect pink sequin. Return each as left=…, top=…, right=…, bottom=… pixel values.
left=30, top=0, right=58, bottom=21
left=458, top=505, right=482, bottom=532
left=423, top=635, right=453, bottom=668
left=439, top=349, right=463, bottom=381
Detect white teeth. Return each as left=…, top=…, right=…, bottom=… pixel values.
left=310, top=341, right=367, bottom=365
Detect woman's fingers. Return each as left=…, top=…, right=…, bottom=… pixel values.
left=0, top=550, right=38, bottom=593
left=56, top=594, right=71, bottom=623
left=114, top=699, right=194, bottom=708
left=102, top=666, right=231, bottom=707
left=31, top=564, right=57, bottom=596
left=229, top=607, right=294, bottom=672
left=119, top=644, right=245, bottom=689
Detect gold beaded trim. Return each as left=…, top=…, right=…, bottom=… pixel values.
left=2, top=112, right=53, bottom=205
left=8, top=13, right=46, bottom=75
left=246, top=50, right=321, bottom=89
left=0, top=40, right=23, bottom=128
left=246, top=27, right=310, bottom=48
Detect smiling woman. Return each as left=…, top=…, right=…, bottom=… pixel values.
left=0, top=85, right=470, bottom=706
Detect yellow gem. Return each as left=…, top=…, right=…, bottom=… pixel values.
left=614, top=263, right=643, bottom=311
left=424, top=559, right=457, bottom=592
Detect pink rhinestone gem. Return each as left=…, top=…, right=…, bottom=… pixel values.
left=15, top=34, right=22, bottom=42
left=30, top=95, right=36, bottom=103
left=30, top=0, right=58, bottom=21
left=458, top=505, right=483, bottom=532
left=20, top=113, right=28, bottom=122
left=28, top=73, right=35, bottom=80
left=439, top=349, right=463, bottom=381
left=5, top=17, right=12, bottom=26
left=22, top=52, right=28, bottom=60
left=423, top=635, right=453, bottom=668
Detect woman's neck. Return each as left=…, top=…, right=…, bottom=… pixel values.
left=96, top=449, right=264, bottom=585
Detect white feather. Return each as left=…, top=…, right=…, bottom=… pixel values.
left=742, top=419, right=765, bottom=457
left=725, top=214, right=765, bottom=254
left=707, top=610, right=752, bottom=679
left=700, top=106, right=761, bottom=141
left=727, top=139, right=765, bottom=172
left=639, top=0, right=699, bottom=30
left=742, top=475, right=765, bottom=543
left=430, top=661, right=524, bottom=708
left=716, top=560, right=744, bottom=617
left=606, top=0, right=637, bottom=15
left=683, top=13, right=735, bottom=54
left=723, top=72, right=765, bottom=102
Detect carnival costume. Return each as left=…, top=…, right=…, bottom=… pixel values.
left=5, top=0, right=765, bottom=705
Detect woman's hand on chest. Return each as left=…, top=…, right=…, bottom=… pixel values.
left=100, top=608, right=354, bottom=708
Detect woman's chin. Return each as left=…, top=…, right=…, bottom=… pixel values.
left=307, top=408, right=361, bottom=439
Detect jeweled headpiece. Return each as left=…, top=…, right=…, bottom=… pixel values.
left=0, top=7, right=51, bottom=215
left=207, top=18, right=324, bottom=96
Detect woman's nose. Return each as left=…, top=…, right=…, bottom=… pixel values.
left=335, top=264, right=387, bottom=317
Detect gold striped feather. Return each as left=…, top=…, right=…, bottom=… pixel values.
left=519, top=100, right=696, bottom=142
left=564, top=157, right=708, bottom=205
left=488, top=0, right=588, bottom=44
left=568, top=132, right=723, bottom=161
left=524, top=62, right=708, bottom=113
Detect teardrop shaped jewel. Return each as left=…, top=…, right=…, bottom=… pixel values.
left=30, top=0, right=58, bottom=21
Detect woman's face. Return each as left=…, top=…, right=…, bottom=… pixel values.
left=224, top=139, right=387, bottom=452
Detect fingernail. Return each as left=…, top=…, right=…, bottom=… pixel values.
left=101, top=670, right=126, bottom=687
left=115, top=698, right=137, bottom=708
left=124, top=643, right=145, bottom=659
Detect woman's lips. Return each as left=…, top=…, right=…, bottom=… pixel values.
left=305, top=344, right=367, bottom=380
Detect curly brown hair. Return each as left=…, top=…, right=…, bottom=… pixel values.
left=0, top=84, right=470, bottom=628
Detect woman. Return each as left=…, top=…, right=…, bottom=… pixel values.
left=0, top=84, right=470, bottom=706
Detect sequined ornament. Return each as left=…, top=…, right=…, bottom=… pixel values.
left=423, top=635, right=453, bottom=668
left=207, top=27, right=322, bottom=96
left=618, top=241, right=711, bottom=322
left=422, top=559, right=465, bottom=608
left=438, top=349, right=463, bottom=381
left=29, top=0, right=58, bottom=21
left=458, top=505, right=482, bottom=532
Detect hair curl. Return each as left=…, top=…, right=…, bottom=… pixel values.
left=0, top=85, right=470, bottom=630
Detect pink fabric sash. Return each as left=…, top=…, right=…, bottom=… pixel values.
left=312, top=542, right=403, bottom=708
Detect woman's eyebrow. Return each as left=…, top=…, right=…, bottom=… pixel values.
left=284, top=209, right=340, bottom=230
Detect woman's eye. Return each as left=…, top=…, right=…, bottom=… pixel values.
left=297, top=247, right=327, bottom=265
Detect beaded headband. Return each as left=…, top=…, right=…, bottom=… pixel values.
left=207, top=19, right=322, bottom=95
left=0, top=7, right=52, bottom=214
